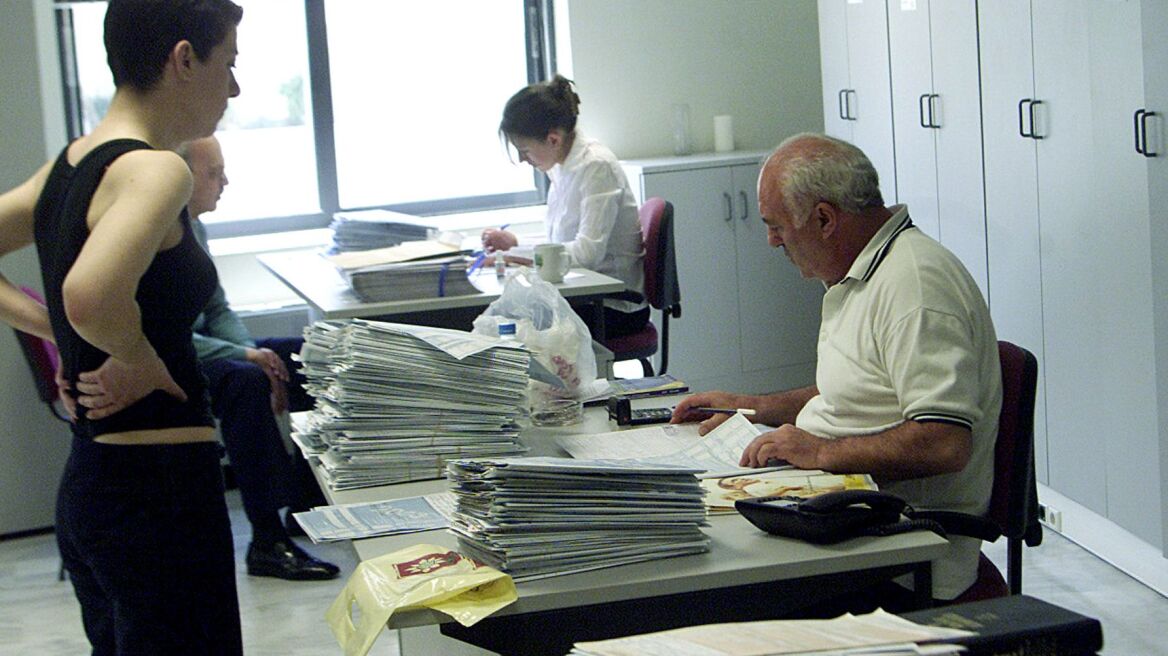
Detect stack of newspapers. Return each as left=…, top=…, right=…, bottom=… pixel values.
left=292, top=320, right=530, bottom=490
left=329, top=209, right=435, bottom=252
left=446, top=457, right=710, bottom=581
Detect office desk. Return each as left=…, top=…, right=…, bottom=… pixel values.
left=317, top=405, right=949, bottom=655
left=257, top=250, right=625, bottom=339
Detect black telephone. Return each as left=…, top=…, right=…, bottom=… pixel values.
left=735, top=489, right=909, bottom=544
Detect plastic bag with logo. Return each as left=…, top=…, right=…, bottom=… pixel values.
left=472, top=267, right=608, bottom=402
left=326, top=543, right=517, bottom=656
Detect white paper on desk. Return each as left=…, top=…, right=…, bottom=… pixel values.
left=292, top=493, right=453, bottom=542
left=569, top=608, right=972, bottom=656
left=556, top=413, right=768, bottom=478
left=352, top=318, right=526, bottom=360
left=324, top=239, right=462, bottom=270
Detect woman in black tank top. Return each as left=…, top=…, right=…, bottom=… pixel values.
left=0, top=2, right=246, bottom=653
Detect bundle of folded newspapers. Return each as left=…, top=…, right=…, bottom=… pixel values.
left=446, top=456, right=710, bottom=581
left=293, top=320, right=530, bottom=490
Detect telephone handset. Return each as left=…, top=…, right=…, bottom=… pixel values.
left=735, top=489, right=909, bottom=544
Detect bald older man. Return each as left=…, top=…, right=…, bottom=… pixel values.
left=674, top=133, right=1001, bottom=608
left=182, top=136, right=338, bottom=581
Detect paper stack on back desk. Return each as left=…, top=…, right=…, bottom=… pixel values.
left=324, top=238, right=478, bottom=303
left=329, top=209, right=436, bottom=252
left=292, top=319, right=530, bottom=490
left=446, top=457, right=710, bottom=581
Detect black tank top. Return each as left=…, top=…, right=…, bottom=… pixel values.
left=33, top=138, right=217, bottom=438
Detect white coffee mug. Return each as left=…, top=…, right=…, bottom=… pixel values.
left=533, top=243, right=570, bottom=283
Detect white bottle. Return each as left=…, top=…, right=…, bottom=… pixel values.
left=495, top=251, right=508, bottom=277
left=498, top=321, right=517, bottom=341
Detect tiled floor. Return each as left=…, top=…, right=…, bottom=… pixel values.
left=2, top=490, right=1166, bottom=655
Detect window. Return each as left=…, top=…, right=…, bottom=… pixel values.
left=55, top=0, right=554, bottom=239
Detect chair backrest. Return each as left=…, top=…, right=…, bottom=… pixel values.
left=638, top=197, right=680, bottom=315
left=13, top=286, right=66, bottom=420
left=990, top=341, right=1039, bottom=537
left=991, top=340, right=1043, bottom=594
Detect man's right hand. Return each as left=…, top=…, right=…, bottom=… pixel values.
left=74, top=352, right=187, bottom=420
left=671, top=391, right=757, bottom=435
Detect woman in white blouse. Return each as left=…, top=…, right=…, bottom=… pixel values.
left=482, top=75, right=648, bottom=337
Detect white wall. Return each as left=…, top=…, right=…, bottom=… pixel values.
left=0, top=0, right=73, bottom=534
left=561, top=0, right=823, bottom=158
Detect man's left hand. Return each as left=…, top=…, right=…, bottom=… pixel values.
left=246, top=347, right=290, bottom=414
left=739, top=424, right=824, bottom=469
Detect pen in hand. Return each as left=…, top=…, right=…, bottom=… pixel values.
left=693, top=407, right=757, bottom=416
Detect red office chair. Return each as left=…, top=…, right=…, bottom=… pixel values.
left=916, top=340, right=1044, bottom=602
left=13, top=287, right=69, bottom=423
left=603, top=198, right=681, bottom=377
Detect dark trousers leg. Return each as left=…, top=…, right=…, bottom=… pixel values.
left=57, top=438, right=242, bottom=655
left=254, top=337, right=327, bottom=510
left=201, top=355, right=293, bottom=545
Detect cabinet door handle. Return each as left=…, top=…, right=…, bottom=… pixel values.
left=723, top=192, right=733, bottom=222
left=739, top=190, right=749, bottom=220
left=928, top=94, right=940, bottom=129
left=847, top=90, right=858, bottom=120
left=1029, top=100, right=1044, bottom=139
left=1143, top=110, right=1159, bottom=157
left=839, top=89, right=848, bottom=120
left=1018, top=99, right=1033, bottom=138
left=920, top=94, right=930, bottom=128
left=1135, top=109, right=1146, bottom=154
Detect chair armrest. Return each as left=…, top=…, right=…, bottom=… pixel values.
left=909, top=510, right=1002, bottom=542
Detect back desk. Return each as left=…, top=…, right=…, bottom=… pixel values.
left=314, top=402, right=949, bottom=654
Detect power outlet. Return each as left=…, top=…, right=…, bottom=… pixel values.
left=1039, top=504, right=1063, bottom=532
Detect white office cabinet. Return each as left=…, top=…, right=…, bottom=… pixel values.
left=817, top=0, right=898, bottom=200
left=978, top=0, right=1048, bottom=491
left=887, top=0, right=988, bottom=297
left=981, top=0, right=1163, bottom=548
left=621, top=153, right=822, bottom=394
left=1144, top=0, right=1168, bottom=555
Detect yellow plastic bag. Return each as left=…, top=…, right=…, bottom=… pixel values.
left=326, top=543, right=517, bottom=656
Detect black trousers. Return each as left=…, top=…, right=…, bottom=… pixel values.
left=200, top=336, right=323, bottom=545
left=56, top=437, right=242, bottom=655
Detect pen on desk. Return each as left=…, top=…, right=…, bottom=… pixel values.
left=693, top=407, right=757, bottom=416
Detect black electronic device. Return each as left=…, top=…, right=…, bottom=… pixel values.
left=735, top=489, right=909, bottom=544
left=606, top=397, right=674, bottom=426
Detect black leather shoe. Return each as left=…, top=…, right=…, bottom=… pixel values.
left=246, top=540, right=340, bottom=581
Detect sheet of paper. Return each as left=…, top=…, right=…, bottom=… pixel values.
left=292, top=494, right=454, bottom=542
left=569, top=609, right=972, bottom=656
left=555, top=423, right=703, bottom=460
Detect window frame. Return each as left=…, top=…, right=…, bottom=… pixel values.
left=54, top=0, right=556, bottom=240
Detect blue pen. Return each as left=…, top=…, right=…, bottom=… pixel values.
left=469, top=223, right=511, bottom=276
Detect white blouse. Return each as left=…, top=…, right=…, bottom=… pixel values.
left=544, top=130, right=645, bottom=313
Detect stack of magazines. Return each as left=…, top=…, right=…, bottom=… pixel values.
left=292, top=319, right=530, bottom=490
left=343, top=255, right=478, bottom=303
left=328, top=209, right=435, bottom=252
left=446, top=457, right=710, bottom=581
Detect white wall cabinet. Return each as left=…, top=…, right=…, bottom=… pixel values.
left=817, top=0, right=898, bottom=200
left=981, top=0, right=1163, bottom=550
left=886, top=0, right=987, bottom=297
left=621, top=152, right=822, bottom=394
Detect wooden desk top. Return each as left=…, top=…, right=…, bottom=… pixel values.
left=258, top=250, right=626, bottom=320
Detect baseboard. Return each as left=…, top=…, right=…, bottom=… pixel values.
left=1038, top=484, right=1168, bottom=597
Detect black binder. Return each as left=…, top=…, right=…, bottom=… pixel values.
left=901, top=594, right=1103, bottom=655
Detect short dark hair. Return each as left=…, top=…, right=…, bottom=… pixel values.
left=104, top=0, right=243, bottom=91
left=499, top=74, right=581, bottom=141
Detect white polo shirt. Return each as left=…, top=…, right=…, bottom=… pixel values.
left=796, top=206, right=1002, bottom=600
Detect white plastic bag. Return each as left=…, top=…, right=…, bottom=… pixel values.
left=473, top=268, right=606, bottom=401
